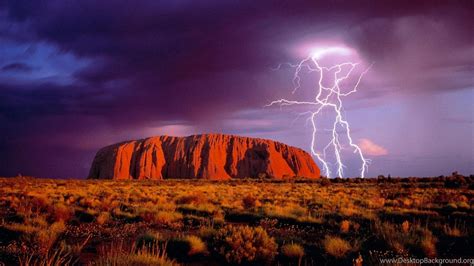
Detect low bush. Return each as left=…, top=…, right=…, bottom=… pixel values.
left=198, top=226, right=217, bottom=240
left=281, top=243, right=305, bottom=265
left=323, top=236, right=352, bottom=258
left=167, top=235, right=206, bottom=259
left=153, top=211, right=183, bottom=227
left=213, top=225, right=278, bottom=264
left=185, top=236, right=207, bottom=255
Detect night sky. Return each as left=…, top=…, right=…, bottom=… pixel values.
left=1, top=1, right=473, bottom=178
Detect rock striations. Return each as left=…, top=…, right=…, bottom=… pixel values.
left=88, top=134, right=320, bottom=180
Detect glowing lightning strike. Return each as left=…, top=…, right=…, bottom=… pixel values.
left=267, top=48, right=372, bottom=178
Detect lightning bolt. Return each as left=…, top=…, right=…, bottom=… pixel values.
left=267, top=50, right=372, bottom=178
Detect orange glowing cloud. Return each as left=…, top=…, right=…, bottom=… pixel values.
left=358, top=138, right=388, bottom=156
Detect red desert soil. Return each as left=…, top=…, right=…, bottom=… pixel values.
left=88, top=134, right=320, bottom=180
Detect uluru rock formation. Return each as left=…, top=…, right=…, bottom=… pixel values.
left=88, top=134, right=320, bottom=180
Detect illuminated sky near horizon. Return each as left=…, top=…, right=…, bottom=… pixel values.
left=0, top=1, right=473, bottom=178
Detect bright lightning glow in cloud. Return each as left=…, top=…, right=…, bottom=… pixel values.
left=310, top=46, right=352, bottom=60
left=268, top=46, right=372, bottom=178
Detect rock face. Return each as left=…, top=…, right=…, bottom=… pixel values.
left=88, top=134, right=320, bottom=180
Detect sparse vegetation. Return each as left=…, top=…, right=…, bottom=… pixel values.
left=0, top=175, right=472, bottom=265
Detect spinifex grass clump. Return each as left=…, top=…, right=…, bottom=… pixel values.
left=281, top=243, right=305, bottom=265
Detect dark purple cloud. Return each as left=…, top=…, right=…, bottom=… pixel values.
left=1, top=62, right=34, bottom=72
left=0, top=0, right=472, bottom=177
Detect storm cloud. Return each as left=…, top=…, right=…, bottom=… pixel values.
left=0, top=0, right=472, bottom=177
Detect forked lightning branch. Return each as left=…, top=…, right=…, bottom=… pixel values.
left=268, top=47, right=372, bottom=178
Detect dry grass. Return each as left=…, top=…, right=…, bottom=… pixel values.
left=19, top=245, right=76, bottom=266
left=323, top=236, right=353, bottom=258
left=96, top=211, right=110, bottom=225
left=340, top=220, right=350, bottom=233
left=184, top=235, right=207, bottom=255
left=0, top=176, right=472, bottom=265
left=281, top=243, right=305, bottom=258
left=443, top=223, right=467, bottom=237
left=94, top=241, right=176, bottom=266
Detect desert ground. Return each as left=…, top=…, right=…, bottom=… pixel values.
left=0, top=174, right=473, bottom=265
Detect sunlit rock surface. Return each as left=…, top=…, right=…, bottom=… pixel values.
left=88, top=134, right=320, bottom=180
